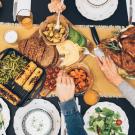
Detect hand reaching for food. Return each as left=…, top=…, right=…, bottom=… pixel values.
left=96, top=57, right=124, bottom=86
left=48, top=0, right=66, bottom=13
left=56, top=70, right=75, bottom=102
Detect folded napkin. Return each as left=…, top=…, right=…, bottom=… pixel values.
left=16, top=0, right=31, bottom=16
left=126, top=0, right=135, bottom=22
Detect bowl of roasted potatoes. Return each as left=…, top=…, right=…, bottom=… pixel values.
left=39, top=15, right=69, bottom=45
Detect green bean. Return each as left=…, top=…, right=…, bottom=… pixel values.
left=0, top=52, right=28, bottom=84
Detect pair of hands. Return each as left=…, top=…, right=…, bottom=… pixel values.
left=48, top=0, right=66, bottom=13
left=56, top=57, right=124, bottom=102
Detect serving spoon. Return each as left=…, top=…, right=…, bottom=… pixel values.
left=55, top=0, right=64, bottom=31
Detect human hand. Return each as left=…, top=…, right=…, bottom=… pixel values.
left=96, top=57, right=124, bottom=86
left=56, top=70, right=75, bottom=102
left=48, top=0, right=66, bottom=13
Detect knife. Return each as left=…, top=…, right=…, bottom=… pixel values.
left=13, top=0, right=18, bottom=22
left=90, top=27, right=105, bottom=60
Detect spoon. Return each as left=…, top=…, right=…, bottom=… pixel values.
left=0, top=104, right=6, bottom=135
left=55, top=0, right=64, bottom=31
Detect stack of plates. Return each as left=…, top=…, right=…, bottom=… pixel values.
left=14, top=99, right=60, bottom=135
left=75, top=0, right=118, bottom=21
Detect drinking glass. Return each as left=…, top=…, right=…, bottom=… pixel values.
left=17, top=9, right=33, bottom=29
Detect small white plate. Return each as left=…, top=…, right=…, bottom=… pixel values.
left=14, top=99, right=60, bottom=135
left=0, top=98, right=10, bottom=132
left=76, top=0, right=118, bottom=21
left=83, top=102, right=129, bottom=135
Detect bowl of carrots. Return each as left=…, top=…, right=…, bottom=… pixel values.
left=65, top=63, right=94, bottom=95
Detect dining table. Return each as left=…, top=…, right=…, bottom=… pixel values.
left=0, top=0, right=135, bottom=135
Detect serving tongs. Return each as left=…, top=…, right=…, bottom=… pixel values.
left=55, top=0, right=64, bottom=31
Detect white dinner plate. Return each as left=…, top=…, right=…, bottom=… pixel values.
left=14, top=99, right=60, bottom=135
left=83, top=102, right=129, bottom=135
left=0, top=98, right=10, bottom=132
left=75, top=0, right=118, bottom=21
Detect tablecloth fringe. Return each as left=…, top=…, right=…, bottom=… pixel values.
left=0, top=22, right=39, bottom=27
left=0, top=22, right=125, bottom=29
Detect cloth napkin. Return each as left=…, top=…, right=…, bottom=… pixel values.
left=126, top=0, right=135, bottom=22
left=16, top=0, right=31, bottom=16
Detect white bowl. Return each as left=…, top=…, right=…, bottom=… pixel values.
left=4, top=30, right=18, bottom=44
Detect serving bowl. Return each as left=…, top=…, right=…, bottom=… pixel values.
left=65, top=63, right=94, bottom=95
left=39, top=15, right=69, bottom=46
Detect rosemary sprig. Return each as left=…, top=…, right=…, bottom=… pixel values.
left=105, top=41, right=121, bottom=52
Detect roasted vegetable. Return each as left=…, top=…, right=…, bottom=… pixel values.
left=15, top=62, right=37, bottom=86
left=23, top=68, right=43, bottom=92
left=0, top=84, right=20, bottom=106
left=0, top=52, right=28, bottom=84
left=43, top=22, right=66, bottom=43
left=68, top=68, right=89, bottom=93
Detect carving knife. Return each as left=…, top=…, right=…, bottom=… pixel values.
left=90, top=26, right=105, bottom=60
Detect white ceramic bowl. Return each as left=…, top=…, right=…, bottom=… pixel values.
left=4, top=30, right=18, bottom=44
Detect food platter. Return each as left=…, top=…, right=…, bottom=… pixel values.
left=83, top=102, right=129, bottom=135
left=0, top=98, right=10, bottom=132
left=16, top=14, right=95, bottom=97
left=0, top=48, right=46, bottom=106
left=75, top=0, right=118, bottom=21
left=99, top=26, right=135, bottom=79
left=13, top=99, right=60, bottom=135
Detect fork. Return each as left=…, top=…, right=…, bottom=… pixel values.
left=55, top=0, right=64, bottom=31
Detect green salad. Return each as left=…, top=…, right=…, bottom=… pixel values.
left=88, top=107, right=125, bottom=135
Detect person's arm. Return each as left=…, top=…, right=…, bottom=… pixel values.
left=96, top=57, right=135, bottom=108
left=48, top=0, right=66, bottom=13
left=56, top=71, right=87, bottom=135
left=118, top=81, right=135, bottom=108
left=59, top=98, right=87, bottom=135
